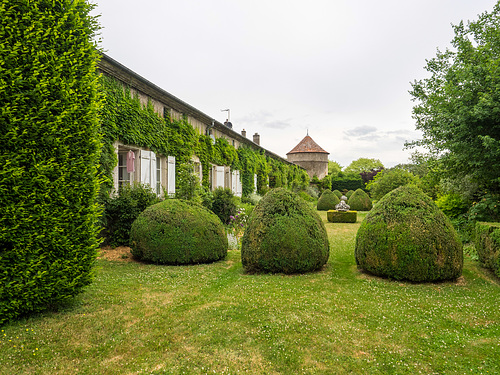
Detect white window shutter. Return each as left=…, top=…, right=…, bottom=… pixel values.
left=231, top=170, right=237, bottom=193
left=215, top=166, right=224, bottom=189
left=236, top=170, right=242, bottom=197
left=167, top=156, right=176, bottom=197
left=141, top=150, right=151, bottom=185
left=150, top=151, right=157, bottom=191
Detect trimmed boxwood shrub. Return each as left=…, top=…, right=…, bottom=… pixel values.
left=130, top=199, right=227, bottom=264
left=474, top=222, right=500, bottom=277
left=346, top=190, right=355, bottom=199
left=355, top=185, right=463, bottom=282
left=0, top=0, right=102, bottom=325
left=348, top=188, right=372, bottom=211
left=333, top=189, right=342, bottom=198
left=317, top=189, right=340, bottom=211
left=327, top=210, right=357, bottom=223
left=242, top=188, right=329, bottom=274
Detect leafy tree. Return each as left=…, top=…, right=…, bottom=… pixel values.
left=367, top=168, right=420, bottom=200
left=328, top=160, right=342, bottom=176
left=344, top=158, right=384, bottom=175
left=0, top=0, right=102, bottom=324
left=408, top=3, right=500, bottom=194
left=360, top=167, right=384, bottom=184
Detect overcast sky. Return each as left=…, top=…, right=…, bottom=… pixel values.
left=92, top=0, right=498, bottom=168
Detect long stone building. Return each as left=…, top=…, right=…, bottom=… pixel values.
left=97, top=54, right=295, bottom=197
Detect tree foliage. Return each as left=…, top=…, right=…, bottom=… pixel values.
left=367, top=168, right=420, bottom=201
left=328, top=160, right=342, bottom=176
left=344, top=158, right=384, bottom=175
left=408, top=3, right=500, bottom=193
left=0, top=0, right=102, bottom=324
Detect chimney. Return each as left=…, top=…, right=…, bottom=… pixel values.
left=241, top=129, right=247, bottom=137
left=253, top=133, right=260, bottom=145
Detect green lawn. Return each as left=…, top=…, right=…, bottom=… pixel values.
left=1, top=211, right=499, bottom=374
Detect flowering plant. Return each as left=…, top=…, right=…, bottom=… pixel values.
left=228, top=208, right=248, bottom=237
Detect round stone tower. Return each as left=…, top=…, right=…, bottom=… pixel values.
left=287, top=134, right=329, bottom=179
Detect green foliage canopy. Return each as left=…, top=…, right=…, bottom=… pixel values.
left=0, top=0, right=102, bottom=324
left=367, top=168, right=420, bottom=201
left=408, top=3, right=500, bottom=193
left=328, top=160, right=342, bottom=176
left=344, top=158, right=384, bottom=174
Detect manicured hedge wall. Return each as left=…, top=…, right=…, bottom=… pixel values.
left=0, top=0, right=102, bottom=324
left=330, top=174, right=365, bottom=192
left=474, top=222, right=500, bottom=277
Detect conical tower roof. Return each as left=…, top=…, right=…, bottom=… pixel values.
left=287, top=135, right=329, bottom=155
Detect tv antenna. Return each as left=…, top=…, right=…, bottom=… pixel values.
left=221, top=108, right=230, bottom=121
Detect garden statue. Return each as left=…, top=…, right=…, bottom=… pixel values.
left=335, top=195, right=350, bottom=212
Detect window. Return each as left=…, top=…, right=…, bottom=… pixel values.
left=118, top=151, right=133, bottom=187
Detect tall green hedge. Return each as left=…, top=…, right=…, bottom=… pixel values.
left=0, top=0, right=102, bottom=324
left=474, top=222, right=500, bottom=277
left=330, top=174, right=365, bottom=192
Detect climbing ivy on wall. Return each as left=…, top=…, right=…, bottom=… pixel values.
left=99, top=75, right=309, bottom=197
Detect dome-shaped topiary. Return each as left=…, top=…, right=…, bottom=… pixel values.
left=317, top=189, right=340, bottom=211
left=348, top=189, right=372, bottom=211
left=346, top=190, right=355, bottom=199
left=355, top=185, right=463, bottom=282
left=333, top=189, right=342, bottom=198
left=130, top=199, right=227, bottom=265
left=242, top=188, right=330, bottom=274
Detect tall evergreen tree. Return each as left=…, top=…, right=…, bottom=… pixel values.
left=0, top=0, right=102, bottom=324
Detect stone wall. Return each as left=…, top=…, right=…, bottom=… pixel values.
left=287, top=152, right=328, bottom=179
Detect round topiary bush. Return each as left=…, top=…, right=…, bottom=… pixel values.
left=346, top=190, right=355, bottom=199
left=355, top=185, right=463, bottom=282
left=348, top=188, right=372, bottom=211
left=317, top=189, right=340, bottom=211
left=333, top=189, right=342, bottom=198
left=130, top=199, right=228, bottom=264
left=242, top=188, right=330, bottom=274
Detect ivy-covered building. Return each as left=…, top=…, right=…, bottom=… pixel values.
left=97, top=54, right=308, bottom=198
